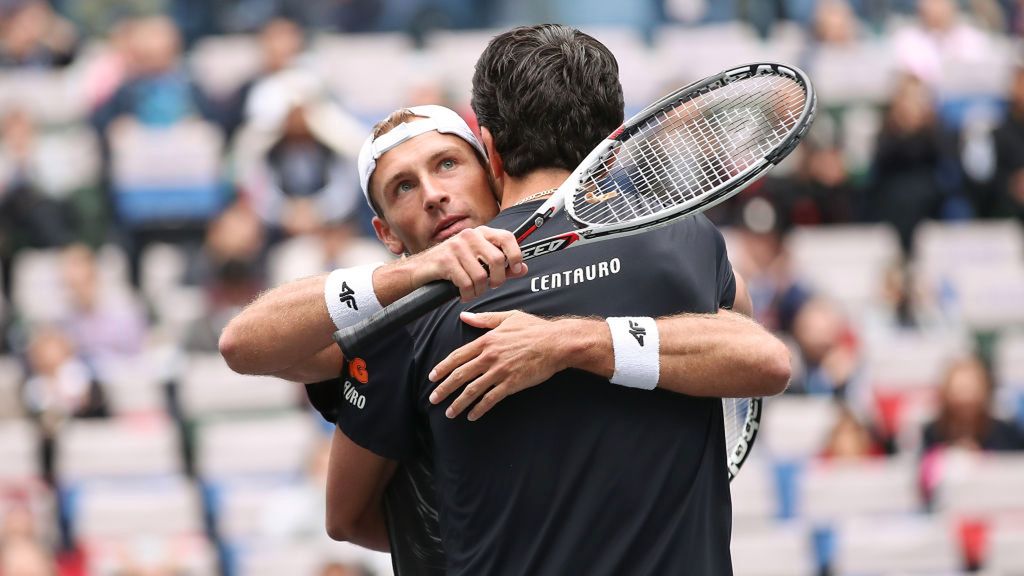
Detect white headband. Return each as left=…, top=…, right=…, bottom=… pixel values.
left=357, top=105, right=488, bottom=216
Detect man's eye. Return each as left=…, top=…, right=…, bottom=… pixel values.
left=440, top=159, right=456, bottom=170
left=397, top=182, right=413, bottom=194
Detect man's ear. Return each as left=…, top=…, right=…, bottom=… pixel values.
left=480, top=127, right=504, bottom=185
left=371, top=216, right=407, bottom=256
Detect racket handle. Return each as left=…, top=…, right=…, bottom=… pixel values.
left=332, top=280, right=460, bottom=358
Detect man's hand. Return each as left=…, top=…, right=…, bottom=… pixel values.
left=428, top=311, right=574, bottom=420
left=409, top=227, right=527, bottom=302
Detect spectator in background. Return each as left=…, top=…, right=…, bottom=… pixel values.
left=765, top=143, right=859, bottom=228
left=319, top=560, right=374, bottom=576
left=235, top=69, right=364, bottom=239
left=892, top=0, right=990, bottom=87
left=20, top=326, right=108, bottom=483
left=0, top=0, right=78, bottom=68
left=991, top=65, right=1024, bottom=220
left=730, top=225, right=811, bottom=334
left=867, top=74, right=949, bottom=252
left=810, top=0, right=862, bottom=46
left=0, top=537, right=56, bottom=576
left=184, top=200, right=266, bottom=351
left=922, top=356, right=1024, bottom=453
left=789, top=297, right=861, bottom=397
left=92, top=15, right=219, bottom=133
left=223, top=17, right=306, bottom=137
left=59, top=243, right=146, bottom=367
left=821, top=404, right=886, bottom=459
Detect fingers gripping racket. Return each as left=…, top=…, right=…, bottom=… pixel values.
left=335, top=62, right=815, bottom=477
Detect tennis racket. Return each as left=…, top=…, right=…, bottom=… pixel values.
left=335, top=62, right=814, bottom=478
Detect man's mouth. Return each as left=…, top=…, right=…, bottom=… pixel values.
left=432, top=215, right=469, bottom=242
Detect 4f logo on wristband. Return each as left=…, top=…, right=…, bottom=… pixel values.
left=338, top=281, right=358, bottom=310
left=628, top=320, right=646, bottom=346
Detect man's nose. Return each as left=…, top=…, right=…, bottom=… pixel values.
left=421, top=177, right=450, bottom=210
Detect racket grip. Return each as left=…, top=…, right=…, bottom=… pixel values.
left=332, top=280, right=460, bottom=358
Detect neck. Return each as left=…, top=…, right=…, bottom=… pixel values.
left=499, top=168, right=571, bottom=209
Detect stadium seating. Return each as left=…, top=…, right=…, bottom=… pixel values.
left=0, top=419, right=41, bottom=481
left=932, top=453, right=1024, bottom=517
left=731, top=521, right=816, bottom=576
left=785, top=224, right=902, bottom=314
left=179, top=353, right=301, bottom=418
left=797, top=457, right=920, bottom=521
left=189, top=35, right=264, bottom=100
left=0, top=356, right=24, bottom=419
left=109, top=119, right=227, bottom=224
left=831, top=516, right=960, bottom=575
left=193, top=411, right=319, bottom=480
left=55, top=416, right=182, bottom=483
left=759, top=395, right=840, bottom=461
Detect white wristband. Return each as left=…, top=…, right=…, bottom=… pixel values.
left=324, top=263, right=384, bottom=330
left=606, top=317, right=660, bottom=390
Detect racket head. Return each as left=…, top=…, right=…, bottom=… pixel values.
left=564, top=63, right=815, bottom=232
left=723, top=396, right=762, bottom=481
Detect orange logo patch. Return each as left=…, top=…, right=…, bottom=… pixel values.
left=348, top=357, right=369, bottom=384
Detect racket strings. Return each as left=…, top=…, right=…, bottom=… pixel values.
left=722, top=397, right=751, bottom=466
left=572, top=74, right=806, bottom=226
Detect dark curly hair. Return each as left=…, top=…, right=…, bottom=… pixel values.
left=471, top=24, right=624, bottom=178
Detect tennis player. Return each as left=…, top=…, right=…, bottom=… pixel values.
left=326, top=25, right=791, bottom=575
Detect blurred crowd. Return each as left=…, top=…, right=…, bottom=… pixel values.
left=0, top=0, right=1023, bottom=574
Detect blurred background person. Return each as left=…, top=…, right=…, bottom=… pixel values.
left=234, top=69, right=364, bottom=240
left=0, top=0, right=78, bottom=69
left=820, top=404, right=887, bottom=460
left=20, top=326, right=108, bottom=483
left=788, top=297, right=862, bottom=397
left=922, top=355, right=1024, bottom=453
left=866, top=74, right=952, bottom=252
left=992, top=64, right=1024, bottom=221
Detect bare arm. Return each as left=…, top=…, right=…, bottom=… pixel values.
left=325, top=427, right=397, bottom=551
left=219, top=227, right=526, bottom=382
left=429, top=307, right=790, bottom=420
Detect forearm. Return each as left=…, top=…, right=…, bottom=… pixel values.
left=325, top=428, right=396, bottom=551
left=219, top=259, right=424, bottom=376
left=559, top=310, right=790, bottom=397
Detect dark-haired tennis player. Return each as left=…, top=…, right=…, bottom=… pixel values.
left=322, top=25, right=791, bottom=576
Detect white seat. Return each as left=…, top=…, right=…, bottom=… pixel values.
left=806, top=40, right=898, bottom=106
left=11, top=248, right=68, bottom=324
left=29, top=126, right=101, bottom=199
left=139, top=243, right=189, bottom=303
left=760, top=395, right=840, bottom=461
left=423, top=29, right=502, bottom=110
left=996, top=330, right=1024, bottom=390
left=785, top=224, right=902, bottom=314
left=913, top=220, right=1024, bottom=280
left=195, top=412, right=319, bottom=480
left=83, top=534, right=218, bottom=576
left=110, top=119, right=224, bottom=188
left=657, top=23, right=802, bottom=81
left=730, top=456, right=779, bottom=527
left=93, top=348, right=178, bottom=415
left=989, top=516, right=1024, bottom=575
left=732, top=521, right=815, bottom=576
left=312, top=33, right=415, bottom=117
left=864, top=330, right=971, bottom=391
left=946, top=265, right=1024, bottom=331
left=933, top=453, right=1024, bottom=516
left=798, top=458, right=920, bottom=521
left=0, top=419, right=40, bottom=481
left=0, top=356, right=24, bottom=419
left=0, top=69, right=87, bottom=125
left=237, top=537, right=394, bottom=576
left=56, top=416, right=181, bottom=482
left=188, top=34, right=262, bottom=99
left=74, top=476, right=203, bottom=540
left=833, top=516, right=959, bottom=575
left=180, top=353, right=300, bottom=418
left=213, top=477, right=326, bottom=541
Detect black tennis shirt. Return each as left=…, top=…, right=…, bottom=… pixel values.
left=334, top=201, right=737, bottom=575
